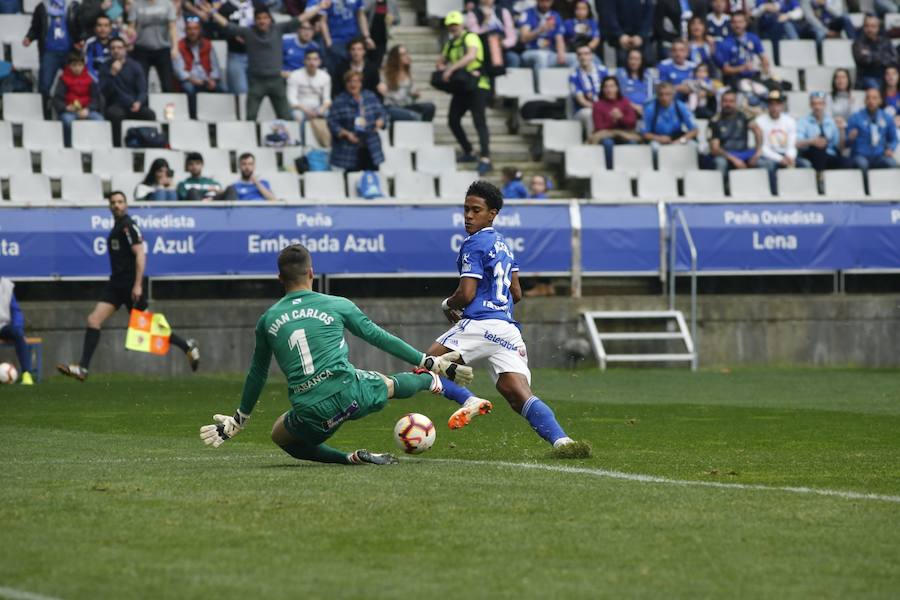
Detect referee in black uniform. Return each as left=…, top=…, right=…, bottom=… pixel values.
left=58, top=191, right=200, bottom=381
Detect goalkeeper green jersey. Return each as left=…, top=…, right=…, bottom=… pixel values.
left=239, top=290, right=425, bottom=414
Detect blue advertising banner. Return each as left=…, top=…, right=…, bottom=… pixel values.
left=580, top=204, right=661, bottom=273
left=0, top=205, right=572, bottom=278
left=839, top=203, right=900, bottom=269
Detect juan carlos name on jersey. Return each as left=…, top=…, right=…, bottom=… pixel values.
left=268, top=308, right=335, bottom=337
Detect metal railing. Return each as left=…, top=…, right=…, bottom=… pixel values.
left=668, top=208, right=698, bottom=370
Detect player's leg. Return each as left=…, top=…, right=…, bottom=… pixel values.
left=58, top=299, right=118, bottom=381
left=271, top=413, right=360, bottom=464
left=131, top=290, right=201, bottom=371
left=0, top=324, right=33, bottom=384
left=428, top=327, right=493, bottom=423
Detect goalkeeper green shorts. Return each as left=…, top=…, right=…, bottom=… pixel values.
left=283, top=369, right=389, bottom=444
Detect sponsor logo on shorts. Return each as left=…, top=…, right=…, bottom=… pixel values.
left=483, top=331, right=518, bottom=352
left=323, top=400, right=359, bottom=430
left=291, top=369, right=333, bottom=394
left=519, top=346, right=527, bottom=357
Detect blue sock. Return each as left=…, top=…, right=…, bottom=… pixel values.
left=521, top=396, right=567, bottom=445
left=440, top=376, right=473, bottom=405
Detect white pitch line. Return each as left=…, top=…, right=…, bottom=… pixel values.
left=427, top=459, right=900, bottom=505
left=0, top=586, right=65, bottom=600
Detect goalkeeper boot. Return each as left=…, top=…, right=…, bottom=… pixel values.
left=185, top=339, right=200, bottom=372
left=412, top=367, right=443, bottom=394
left=349, top=449, right=399, bottom=465
left=57, top=364, right=88, bottom=382
left=551, top=438, right=593, bottom=459
left=448, top=396, right=493, bottom=430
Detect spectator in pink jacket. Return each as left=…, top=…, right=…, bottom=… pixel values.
left=589, top=75, right=640, bottom=169
left=465, top=0, right=521, bottom=67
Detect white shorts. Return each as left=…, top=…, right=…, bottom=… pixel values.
left=435, top=318, right=531, bottom=385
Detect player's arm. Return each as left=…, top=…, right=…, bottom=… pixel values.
left=126, top=223, right=145, bottom=302
left=200, top=317, right=271, bottom=447
left=510, top=270, right=523, bottom=304
left=443, top=277, right=477, bottom=311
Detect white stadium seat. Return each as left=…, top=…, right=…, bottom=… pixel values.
left=0, top=15, right=31, bottom=44
left=590, top=172, right=632, bottom=202
left=212, top=40, right=228, bottom=89
left=168, top=120, right=211, bottom=150
left=71, top=121, right=113, bottom=151
left=379, top=147, right=413, bottom=177
left=4, top=93, right=43, bottom=121
left=637, top=171, right=679, bottom=200
left=564, top=145, right=606, bottom=178
left=216, top=121, right=258, bottom=149
left=266, top=172, right=302, bottom=201
left=769, top=66, right=800, bottom=91
left=778, top=40, right=817, bottom=68
left=91, top=149, right=135, bottom=178
left=415, top=146, right=456, bottom=176
left=9, top=174, right=52, bottom=202
left=392, top=122, right=434, bottom=150
left=542, top=120, right=582, bottom=153
left=0, top=122, right=13, bottom=148
left=438, top=171, right=478, bottom=200
left=886, top=13, right=900, bottom=30
left=776, top=168, right=818, bottom=197
left=196, top=93, right=237, bottom=121
left=195, top=149, right=232, bottom=174
left=22, top=121, right=64, bottom=151
left=729, top=169, right=773, bottom=199
left=823, top=39, right=854, bottom=68
left=11, top=43, right=39, bottom=71
left=61, top=174, right=105, bottom=203
left=683, top=170, right=726, bottom=201
left=149, top=93, right=191, bottom=121
left=143, top=149, right=183, bottom=172
left=867, top=170, right=900, bottom=199
left=537, top=69, right=570, bottom=97
left=393, top=171, right=436, bottom=198
left=657, top=144, right=699, bottom=175
left=803, top=67, right=834, bottom=92
left=762, top=39, right=775, bottom=62
left=823, top=169, right=865, bottom=197
left=785, top=91, right=810, bottom=118
left=303, top=171, right=346, bottom=199
left=612, top=145, right=653, bottom=176
left=41, top=149, right=84, bottom=177
left=110, top=173, right=144, bottom=199
left=494, top=68, right=534, bottom=99
left=378, top=128, right=390, bottom=149
left=426, top=0, right=458, bottom=19
left=23, top=0, right=42, bottom=12
left=0, top=149, right=34, bottom=177
left=246, top=148, right=278, bottom=172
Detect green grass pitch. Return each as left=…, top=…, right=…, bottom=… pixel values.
left=2, top=368, right=900, bottom=599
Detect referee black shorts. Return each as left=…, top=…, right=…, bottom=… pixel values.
left=99, top=278, right=148, bottom=312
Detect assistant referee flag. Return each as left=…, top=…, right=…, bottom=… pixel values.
left=125, top=309, right=171, bottom=355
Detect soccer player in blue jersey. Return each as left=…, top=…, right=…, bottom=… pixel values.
left=427, top=181, right=591, bottom=458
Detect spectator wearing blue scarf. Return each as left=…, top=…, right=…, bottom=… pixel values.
left=24, top=0, right=80, bottom=102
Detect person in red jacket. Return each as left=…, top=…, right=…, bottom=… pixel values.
left=52, top=52, right=105, bottom=148
left=173, top=16, right=221, bottom=119
left=588, top=75, right=640, bottom=169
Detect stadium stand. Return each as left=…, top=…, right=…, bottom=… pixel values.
left=41, top=149, right=84, bottom=177
left=776, top=169, right=819, bottom=199
left=9, top=174, right=53, bottom=202
left=565, top=146, right=607, bottom=178
left=683, top=170, right=727, bottom=201
left=0, top=150, right=34, bottom=177
left=590, top=172, right=633, bottom=202
left=72, top=121, right=114, bottom=152
left=729, top=169, right=774, bottom=200
left=637, top=171, right=679, bottom=201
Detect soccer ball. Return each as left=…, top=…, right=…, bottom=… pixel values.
left=393, top=413, right=436, bottom=454
left=0, top=362, right=18, bottom=385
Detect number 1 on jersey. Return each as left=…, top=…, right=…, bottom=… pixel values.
left=288, top=329, right=315, bottom=375
left=493, top=262, right=512, bottom=304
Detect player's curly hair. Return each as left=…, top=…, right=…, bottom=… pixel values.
left=466, top=180, right=503, bottom=212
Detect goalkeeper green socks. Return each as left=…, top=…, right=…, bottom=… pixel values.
left=390, top=372, right=435, bottom=398
left=280, top=441, right=352, bottom=464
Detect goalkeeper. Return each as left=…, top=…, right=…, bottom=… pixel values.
left=200, top=243, right=472, bottom=465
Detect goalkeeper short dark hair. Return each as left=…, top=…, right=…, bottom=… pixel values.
left=278, top=244, right=312, bottom=284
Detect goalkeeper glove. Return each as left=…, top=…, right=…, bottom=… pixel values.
left=199, top=410, right=249, bottom=448
left=420, top=351, right=474, bottom=386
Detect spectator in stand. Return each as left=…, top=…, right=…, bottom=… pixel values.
left=562, top=0, right=600, bottom=59
left=616, top=47, right=654, bottom=117
left=518, top=0, right=574, bottom=75
left=653, top=0, right=710, bottom=60
left=802, top=0, right=856, bottom=41
left=205, top=0, right=254, bottom=94
left=207, top=4, right=298, bottom=120
left=829, top=67, right=859, bottom=131
left=853, top=14, right=898, bottom=91
left=465, top=0, right=521, bottom=68
left=589, top=75, right=640, bottom=169
left=328, top=70, right=386, bottom=171
left=281, top=19, right=321, bottom=75
left=53, top=53, right=105, bottom=148
left=332, top=36, right=380, bottom=97
left=569, top=43, right=609, bottom=135
left=528, top=174, right=549, bottom=198
left=715, top=11, right=770, bottom=103
left=178, top=152, right=223, bottom=200
left=125, top=0, right=179, bottom=92
left=302, top=0, right=373, bottom=71
left=797, top=91, right=846, bottom=190
left=0, top=278, right=34, bottom=386
left=705, top=0, right=731, bottom=42
left=847, top=87, right=898, bottom=178
left=600, top=0, right=654, bottom=66
left=99, top=36, right=156, bottom=145
left=706, top=89, right=761, bottom=186
left=642, top=82, right=699, bottom=157
left=501, top=167, right=528, bottom=198
left=23, top=0, right=81, bottom=103
left=174, top=15, right=221, bottom=119
left=364, top=0, right=400, bottom=68
left=436, top=11, right=492, bottom=175
left=754, top=1, right=808, bottom=63
left=377, top=45, right=435, bottom=122
left=882, top=66, right=900, bottom=128
left=658, top=39, right=698, bottom=99
left=225, top=152, right=277, bottom=200
left=753, top=90, right=812, bottom=194
left=135, top=158, right=178, bottom=200
left=686, top=63, right=717, bottom=118
left=287, top=48, right=333, bottom=146
left=85, top=14, right=116, bottom=82
left=686, top=16, right=715, bottom=68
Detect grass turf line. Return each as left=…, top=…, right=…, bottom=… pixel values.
left=1, top=368, right=899, bottom=599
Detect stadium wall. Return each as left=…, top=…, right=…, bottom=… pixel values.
left=10, top=295, right=900, bottom=377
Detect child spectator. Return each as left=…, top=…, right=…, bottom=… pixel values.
left=706, top=0, right=731, bottom=42
left=686, top=63, right=717, bottom=118
left=528, top=174, right=549, bottom=198
left=562, top=0, right=600, bottom=57
left=53, top=53, right=105, bottom=148
left=465, top=0, right=521, bottom=68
